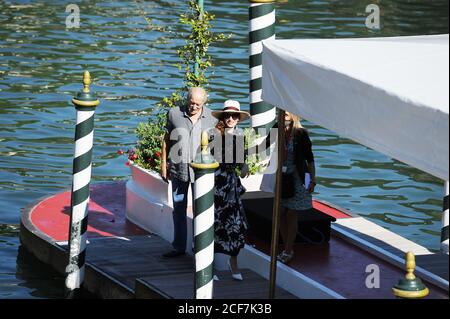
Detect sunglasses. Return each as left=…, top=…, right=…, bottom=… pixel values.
left=223, top=113, right=240, bottom=120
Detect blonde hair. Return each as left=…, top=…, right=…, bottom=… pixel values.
left=286, top=111, right=303, bottom=130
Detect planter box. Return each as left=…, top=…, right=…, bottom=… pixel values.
left=125, top=163, right=267, bottom=253
left=128, top=164, right=172, bottom=206
left=126, top=164, right=193, bottom=253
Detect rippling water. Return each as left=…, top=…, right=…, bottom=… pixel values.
left=0, top=0, right=448, bottom=298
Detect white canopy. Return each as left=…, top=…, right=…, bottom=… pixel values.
left=261, top=35, right=449, bottom=181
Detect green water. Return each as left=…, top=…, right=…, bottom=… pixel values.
left=0, top=0, right=448, bottom=298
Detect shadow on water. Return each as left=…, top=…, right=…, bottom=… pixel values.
left=1, top=225, right=96, bottom=299
left=16, top=245, right=98, bottom=299
left=15, top=245, right=65, bottom=299
left=0, top=224, right=63, bottom=299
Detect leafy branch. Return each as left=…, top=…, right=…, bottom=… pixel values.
left=126, top=0, right=231, bottom=172
left=177, top=0, right=231, bottom=88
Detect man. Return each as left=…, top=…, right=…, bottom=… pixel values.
left=161, top=87, right=217, bottom=257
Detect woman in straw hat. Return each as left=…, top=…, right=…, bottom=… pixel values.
left=211, top=100, right=250, bottom=281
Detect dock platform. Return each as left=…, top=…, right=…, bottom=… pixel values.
left=20, top=181, right=448, bottom=299
left=20, top=182, right=295, bottom=299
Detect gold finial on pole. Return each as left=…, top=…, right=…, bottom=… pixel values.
left=201, top=131, right=209, bottom=154
left=72, top=71, right=100, bottom=109
left=392, top=251, right=429, bottom=298
left=83, top=71, right=91, bottom=93
left=191, top=130, right=218, bottom=169
left=405, top=252, right=416, bottom=280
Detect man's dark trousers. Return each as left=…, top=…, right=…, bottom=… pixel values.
left=171, top=177, right=194, bottom=253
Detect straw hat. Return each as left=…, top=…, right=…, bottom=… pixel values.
left=212, top=100, right=250, bottom=121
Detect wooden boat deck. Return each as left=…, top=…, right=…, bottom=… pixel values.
left=137, top=270, right=296, bottom=299
left=415, top=254, right=449, bottom=282
left=332, top=219, right=449, bottom=282
left=66, top=235, right=296, bottom=299
left=21, top=182, right=296, bottom=299
left=20, top=181, right=448, bottom=299
left=242, top=196, right=449, bottom=298
left=246, top=234, right=448, bottom=299
left=61, top=234, right=296, bottom=299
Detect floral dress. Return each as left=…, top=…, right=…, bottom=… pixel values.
left=280, top=134, right=313, bottom=211
left=213, top=131, right=248, bottom=256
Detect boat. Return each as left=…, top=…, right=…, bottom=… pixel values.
left=19, top=4, right=449, bottom=299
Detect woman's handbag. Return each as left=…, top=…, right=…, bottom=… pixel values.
left=281, top=173, right=295, bottom=199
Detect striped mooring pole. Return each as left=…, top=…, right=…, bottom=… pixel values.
left=190, top=131, right=219, bottom=299
left=441, top=181, right=449, bottom=254
left=65, top=71, right=100, bottom=297
left=249, top=0, right=276, bottom=151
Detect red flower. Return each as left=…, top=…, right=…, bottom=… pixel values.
left=155, top=151, right=161, bottom=158
left=132, top=154, right=138, bottom=160
left=125, top=161, right=130, bottom=166
left=117, top=149, right=124, bottom=155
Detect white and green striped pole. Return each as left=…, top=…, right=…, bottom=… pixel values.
left=249, top=0, right=276, bottom=153
left=441, top=181, right=449, bottom=254
left=191, top=131, right=219, bottom=299
left=65, top=71, right=100, bottom=298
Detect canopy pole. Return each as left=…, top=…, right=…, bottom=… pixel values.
left=269, top=109, right=285, bottom=299
left=249, top=0, right=276, bottom=154
left=66, top=71, right=100, bottom=298
left=441, top=181, right=449, bottom=254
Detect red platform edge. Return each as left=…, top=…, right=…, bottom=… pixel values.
left=28, top=182, right=147, bottom=242
left=313, top=200, right=352, bottom=219
left=28, top=182, right=351, bottom=242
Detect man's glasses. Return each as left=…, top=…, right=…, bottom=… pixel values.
left=223, top=113, right=239, bottom=120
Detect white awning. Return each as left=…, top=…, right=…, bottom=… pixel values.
left=261, top=35, right=449, bottom=181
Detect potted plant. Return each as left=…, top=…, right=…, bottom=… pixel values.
left=122, top=1, right=266, bottom=228
left=121, top=1, right=230, bottom=211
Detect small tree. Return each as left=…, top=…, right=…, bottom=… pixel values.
left=124, top=1, right=229, bottom=172
left=122, top=1, right=263, bottom=175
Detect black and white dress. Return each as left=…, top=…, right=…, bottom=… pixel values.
left=213, top=130, right=248, bottom=256
left=280, top=136, right=313, bottom=211
left=281, top=128, right=314, bottom=211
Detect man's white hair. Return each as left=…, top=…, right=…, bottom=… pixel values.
left=188, top=87, right=208, bottom=103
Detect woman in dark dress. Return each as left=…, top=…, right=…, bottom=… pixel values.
left=211, top=100, right=250, bottom=281
left=278, top=111, right=316, bottom=264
